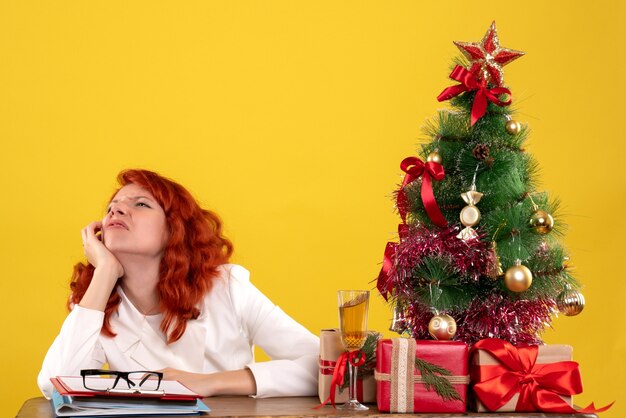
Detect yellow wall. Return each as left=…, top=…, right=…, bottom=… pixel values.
left=1, top=1, right=623, bottom=416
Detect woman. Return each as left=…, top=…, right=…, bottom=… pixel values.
left=38, top=169, right=319, bottom=398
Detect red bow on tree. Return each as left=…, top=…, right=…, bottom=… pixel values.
left=376, top=224, right=410, bottom=301
left=376, top=224, right=410, bottom=300
left=397, top=156, right=447, bottom=228
left=471, top=339, right=613, bottom=414
left=377, top=158, right=447, bottom=301
left=376, top=241, right=397, bottom=301
left=437, top=65, right=512, bottom=126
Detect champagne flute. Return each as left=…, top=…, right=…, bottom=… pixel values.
left=337, top=290, right=369, bottom=411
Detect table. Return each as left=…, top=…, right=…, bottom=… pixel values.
left=16, top=396, right=598, bottom=418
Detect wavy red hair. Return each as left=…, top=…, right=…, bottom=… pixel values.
left=69, top=169, right=233, bottom=344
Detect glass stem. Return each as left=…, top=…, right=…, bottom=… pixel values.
left=348, top=361, right=358, bottom=402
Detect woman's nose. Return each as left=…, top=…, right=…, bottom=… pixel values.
left=109, top=203, right=127, bottom=216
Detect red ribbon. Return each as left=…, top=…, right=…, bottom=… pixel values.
left=437, top=65, right=512, bottom=126
left=319, top=358, right=336, bottom=375
left=316, top=350, right=366, bottom=409
left=319, top=358, right=365, bottom=400
left=397, top=157, right=447, bottom=228
left=377, top=156, right=446, bottom=300
left=376, top=241, right=397, bottom=301
left=471, top=338, right=613, bottom=414
left=376, top=224, right=410, bottom=301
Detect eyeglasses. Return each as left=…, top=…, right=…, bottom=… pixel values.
left=80, top=369, right=164, bottom=394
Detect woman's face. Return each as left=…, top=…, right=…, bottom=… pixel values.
left=102, top=183, right=169, bottom=258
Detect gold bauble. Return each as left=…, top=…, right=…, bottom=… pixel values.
left=529, top=209, right=554, bottom=234
left=556, top=288, right=585, bottom=316
left=505, top=119, right=521, bottom=135
left=428, top=314, right=457, bottom=340
left=460, top=205, right=481, bottom=227
left=504, top=262, right=533, bottom=292
left=427, top=151, right=442, bottom=164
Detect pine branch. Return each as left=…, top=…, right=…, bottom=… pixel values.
left=410, top=257, right=474, bottom=311
left=414, top=357, right=463, bottom=402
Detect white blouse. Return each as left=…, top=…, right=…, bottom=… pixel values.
left=38, top=264, right=319, bottom=398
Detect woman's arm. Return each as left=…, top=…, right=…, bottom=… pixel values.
left=37, top=305, right=107, bottom=398
left=156, top=265, right=318, bottom=398
left=38, top=222, right=124, bottom=398
left=229, top=265, right=320, bottom=398
left=159, top=368, right=257, bottom=397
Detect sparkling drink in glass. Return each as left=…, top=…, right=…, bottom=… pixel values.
left=337, top=290, right=369, bottom=410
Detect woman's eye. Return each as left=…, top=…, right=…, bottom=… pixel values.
left=136, top=202, right=150, bottom=208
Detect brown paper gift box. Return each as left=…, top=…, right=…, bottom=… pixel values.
left=471, top=343, right=573, bottom=412
left=318, top=329, right=377, bottom=404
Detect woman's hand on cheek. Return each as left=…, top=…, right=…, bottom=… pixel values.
left=81, top=221, right=124, bottom=279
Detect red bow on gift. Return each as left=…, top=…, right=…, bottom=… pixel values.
left=397, top=156, right=447, bottom=228
left=471, top=338, right=613, bottom=414
left=316, top=350, right=366, bottom=409
left=437, top=65, right=512, bottom=126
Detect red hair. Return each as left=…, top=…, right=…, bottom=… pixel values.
left=69, top=169, right=233, bottom=343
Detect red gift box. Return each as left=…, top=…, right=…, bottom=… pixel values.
left=469, top=338, right=613, bottom=414
left=375, top=338, right=468, bottom=413
left=470, top=338, right=573, bottom=412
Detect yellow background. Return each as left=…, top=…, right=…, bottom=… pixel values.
left=1, top=1, right=623, bottom=416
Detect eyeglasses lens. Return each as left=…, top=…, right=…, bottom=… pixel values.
left=127, top=372, right=161, bottom=390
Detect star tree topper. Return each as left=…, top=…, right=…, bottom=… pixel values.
left=454, top=21, right=524, bottom=87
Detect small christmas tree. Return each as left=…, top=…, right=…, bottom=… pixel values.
left=377, top=22, right=585, bottom=345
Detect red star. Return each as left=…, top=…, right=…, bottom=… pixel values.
left=453, top=21, right=524, bottom=87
